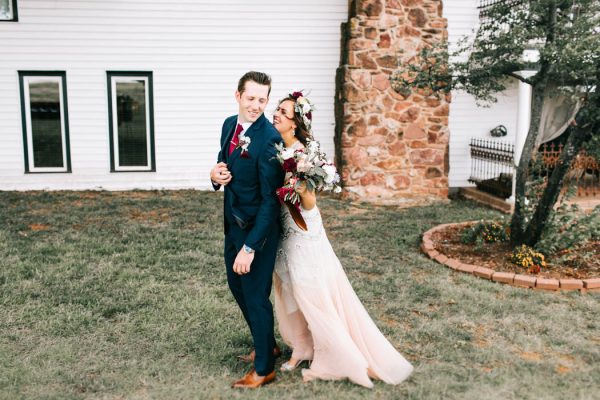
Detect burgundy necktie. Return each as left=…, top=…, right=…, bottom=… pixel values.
left=228, top=123, right=244, bottom=156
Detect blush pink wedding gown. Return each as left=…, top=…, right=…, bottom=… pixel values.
left=273, top=203, right=414, bottom=388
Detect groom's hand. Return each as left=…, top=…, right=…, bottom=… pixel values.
left=233, top=249, right=255, bottom=275
left=210, top=162, right=232, bottom=186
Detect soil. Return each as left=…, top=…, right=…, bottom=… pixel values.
left=432, top=224, right=600, bottom=279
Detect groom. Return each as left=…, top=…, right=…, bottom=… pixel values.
left=210, top=71, right=284, bottom=388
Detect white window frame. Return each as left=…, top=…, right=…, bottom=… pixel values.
left=108, top=75, right=154, bottom=172
left=21, top=75, right=69, bottom=173
left=0, top=0, right=17, bottom=21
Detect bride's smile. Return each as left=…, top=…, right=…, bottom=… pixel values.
left=273, top=99, right=301, bottom=148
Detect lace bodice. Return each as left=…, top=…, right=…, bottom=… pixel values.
left=280, top=205, right=323, bottom=241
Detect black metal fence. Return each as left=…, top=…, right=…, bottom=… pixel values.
left=468, top=138, right=600, bottom=199
left=469, top=138, right=515, bottom=198
left=478, top=0, right=524, bottom=18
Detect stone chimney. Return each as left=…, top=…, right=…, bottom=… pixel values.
left=335, top=0, right=450, bottom=205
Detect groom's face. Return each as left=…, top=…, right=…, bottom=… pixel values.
left=235, top=81, right=270, bottom=123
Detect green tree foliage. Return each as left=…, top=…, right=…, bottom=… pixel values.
left=393, top=0, right=600, bottom=249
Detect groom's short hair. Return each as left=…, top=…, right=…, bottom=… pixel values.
left=238, top=71, right=272, bottom=96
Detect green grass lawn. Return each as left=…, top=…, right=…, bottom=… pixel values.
left=0, top=191, right=598, bottom=400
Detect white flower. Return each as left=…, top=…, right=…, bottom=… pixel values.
left=332, top=173, right=341, bottom=184
left=239, top=133, right=251, bottom=151
left=281, top=148, right=295, bottom=160
left=323, top=164, right=337, bottom=184
left=291, top=93, right=315, bottom=132
left=297, top=156, right=314, bottom=173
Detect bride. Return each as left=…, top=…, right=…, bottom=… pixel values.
left=271, top=92, right=414, bottom=388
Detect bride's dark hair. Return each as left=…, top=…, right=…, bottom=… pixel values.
left=277, top=94, right=313, bottom=146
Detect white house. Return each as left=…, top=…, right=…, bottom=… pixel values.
left=0, top=0, right=521, bottom=193
left=445, top=0, right=520, bottom=189
left=0, top=0, right=349, bottom=190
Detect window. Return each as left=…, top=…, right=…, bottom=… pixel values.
left=107, top=72, right=155, bottom=172
left=18, top=72, right=71, bottom=173
left=0, top=0, right=18, bottom=21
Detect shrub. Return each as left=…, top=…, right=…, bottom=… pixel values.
left=582, top=134, right=600, bottom=163
left=461, top=220, right=509, bottom=246
left=535, top=202, right=600, bottom=257
left=520, top=166, right=599, bottom=257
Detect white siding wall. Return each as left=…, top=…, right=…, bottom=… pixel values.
left=444, top=0, right=519, bottom=187
left=0, top=0, right=348, bottom=190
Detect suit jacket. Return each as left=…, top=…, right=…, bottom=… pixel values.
left=212, top=113, right=284, bottom=251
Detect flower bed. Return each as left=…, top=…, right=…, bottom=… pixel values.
left=421, top=222, right=600, bottom=292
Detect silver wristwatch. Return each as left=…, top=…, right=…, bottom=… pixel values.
left=243, top=244, right=255, bottom=254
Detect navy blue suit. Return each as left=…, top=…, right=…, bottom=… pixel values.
left=213, top=113, right=284, bottom=376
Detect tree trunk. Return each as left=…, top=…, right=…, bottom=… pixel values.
left=510, top=1, right=557, bottom=245
left=522, top=122, right=592, bottom=246
left=510, top=84, right=547, bottom=244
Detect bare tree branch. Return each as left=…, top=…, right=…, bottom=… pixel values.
left=506, top=71, right=533, bottom=84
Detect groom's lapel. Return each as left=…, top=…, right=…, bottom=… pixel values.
left=228, top=143, right=242, bottom=165
left=222, top=118, right=237, bottom=163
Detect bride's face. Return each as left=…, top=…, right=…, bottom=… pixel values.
left=273, top=100, right=297, bottom=137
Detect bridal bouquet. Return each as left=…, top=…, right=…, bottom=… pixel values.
left=274, top=139, right=342, bottom=230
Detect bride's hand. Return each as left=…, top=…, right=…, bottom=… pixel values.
left=295, top=181, right=317, bottom=210
left=294, top=181, right=308, bottom=196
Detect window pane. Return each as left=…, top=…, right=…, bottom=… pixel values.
left=116, top=80, right=148, bottom=167
left=0, top=0, right=13, bottom=20
left=29, top=80, right=64, bottom=168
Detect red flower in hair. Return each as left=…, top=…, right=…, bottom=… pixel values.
left=291, top=91, right=304, bottom=99
left=306, top=111, right=312, bottom=121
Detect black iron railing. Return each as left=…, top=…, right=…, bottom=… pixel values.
left=469, top=138, right=600, bottom=199
left=469, top=138, right=515, bottom=198
left=478, top=0, right=524, bottom=18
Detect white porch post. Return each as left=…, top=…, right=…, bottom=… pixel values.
left=508, top=69, right=537, bottom=204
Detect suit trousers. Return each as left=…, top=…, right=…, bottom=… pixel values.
left=224, top=222, right=280, bottom=376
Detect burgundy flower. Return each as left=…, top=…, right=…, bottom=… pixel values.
left=276, top=186, right=295, bottom=204
left=291, top=91, right=303, bottom=99
left=306, top=111, right=312, bottom=121
left=282, top=158, right=297, bottom=173
left=240, top=151, right=250, bottom=159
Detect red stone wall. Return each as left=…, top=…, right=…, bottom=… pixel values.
left=336, top=0, right=450, bottom=204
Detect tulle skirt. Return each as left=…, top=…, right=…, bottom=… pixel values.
left=273, top=206, right=413, bottom=388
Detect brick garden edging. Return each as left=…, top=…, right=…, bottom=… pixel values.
left=421, top=222, right=600, bottom=293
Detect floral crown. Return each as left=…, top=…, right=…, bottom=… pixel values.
left=290, top=91, right=315, bottom=132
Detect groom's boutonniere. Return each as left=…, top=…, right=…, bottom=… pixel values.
left=238, top=132, right=251, bottom=158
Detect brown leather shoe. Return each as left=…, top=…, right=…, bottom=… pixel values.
left=238, top=345, right=282, bottom=362
left=231, top=368, right=276, bottom=389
